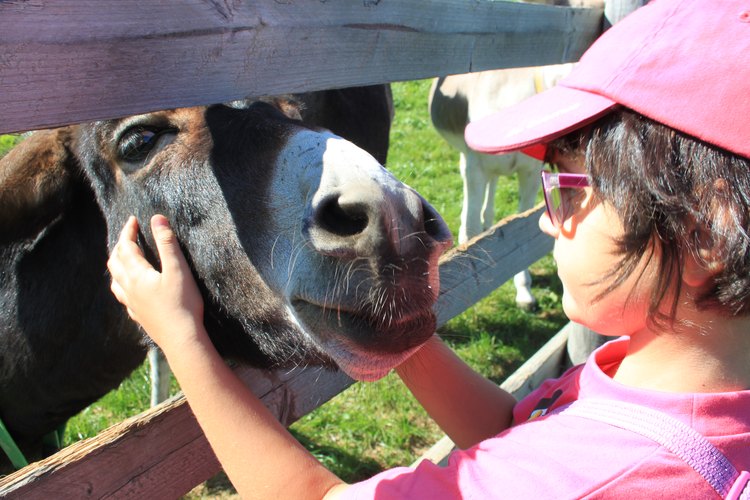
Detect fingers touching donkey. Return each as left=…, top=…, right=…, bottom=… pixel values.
left=108, top=215, right=206, bottom=354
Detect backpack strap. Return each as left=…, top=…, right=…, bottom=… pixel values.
left=558, top=399, right=749, bottom=499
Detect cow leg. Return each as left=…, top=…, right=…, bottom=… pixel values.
left=512, top=271, right=535, bottom=310
left=513, top=160, right=543, bottom=310
left=459, top=151, right=490, bottom=244
left=481, top=172, right=499, bottom=232
left=515, top=159, right=542, bottom=214
left=149, top=347, right=172, bottom=406
left=481, top=158, right=537, bottom=310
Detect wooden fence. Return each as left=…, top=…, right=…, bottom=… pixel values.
left=0, top=0, right=637, bottom=497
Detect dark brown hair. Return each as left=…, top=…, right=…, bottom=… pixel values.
left=549, top=109, right=750, bottom=324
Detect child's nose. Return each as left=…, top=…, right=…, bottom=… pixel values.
left=538, top=210, right=559, bottom=238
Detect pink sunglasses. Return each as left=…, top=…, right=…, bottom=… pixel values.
left=541, top=170, right=591, bottom=227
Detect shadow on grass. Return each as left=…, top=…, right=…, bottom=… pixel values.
left=187, top=471, right=238, bottom=498
left=185, top=432, right=386, bottom=496
left=290, top=430, right=385, bottom=484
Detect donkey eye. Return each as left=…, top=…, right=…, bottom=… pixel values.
left=117, top=126, right=176, bottom=165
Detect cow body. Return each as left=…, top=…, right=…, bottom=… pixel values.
left=428, top=65, right=573, bottom=309
left=0, top=86, right=451, bottom=462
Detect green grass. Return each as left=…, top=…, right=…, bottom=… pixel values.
left=1, top=80, right=566, bottom=493
left=0, top=134, right=23, bottom=157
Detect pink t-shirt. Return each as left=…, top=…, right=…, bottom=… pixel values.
left=343, top=337, right=750, bottom=499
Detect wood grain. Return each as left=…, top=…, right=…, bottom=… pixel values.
left=0, top=0, right=602, bottom=134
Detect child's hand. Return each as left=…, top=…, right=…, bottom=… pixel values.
left=108, top=215, right=206, bottom=354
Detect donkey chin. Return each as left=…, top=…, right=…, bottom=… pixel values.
left=290, top=296, right=438, bottom=381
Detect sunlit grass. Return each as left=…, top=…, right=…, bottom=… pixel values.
left=0, top=134, right=22, bottom=156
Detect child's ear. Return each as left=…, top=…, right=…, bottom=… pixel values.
left=682, top=225, right=724, bottom=288
left=683, top=178, right=733, bottom=288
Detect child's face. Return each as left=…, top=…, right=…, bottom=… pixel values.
left=539, top=153, right=658, bottom=337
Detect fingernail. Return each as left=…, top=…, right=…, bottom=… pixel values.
left=152, top=215, right=170, bottom=230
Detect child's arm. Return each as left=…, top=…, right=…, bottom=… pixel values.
left=107, top=215, right=348, bottom=500
left=395, top=336, right=517, bottom=449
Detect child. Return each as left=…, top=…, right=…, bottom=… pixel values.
left=108, top=0, right=750, bottom=497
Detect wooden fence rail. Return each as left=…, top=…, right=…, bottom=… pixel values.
left=0, top=0, right=623, bottom=496
left=0, top=0, right=602, bottom=134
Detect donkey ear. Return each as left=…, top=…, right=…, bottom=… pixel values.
left=0, top=127, right=78, bottom=242
left=266, top=95, right=304, bottom=121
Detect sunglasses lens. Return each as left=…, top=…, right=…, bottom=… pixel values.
left=546, top=186, right=564, bottom=226
left=542, top=170, right=589, bottom=227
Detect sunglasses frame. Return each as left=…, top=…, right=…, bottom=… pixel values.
left=541, top=170, right=591, bottom=227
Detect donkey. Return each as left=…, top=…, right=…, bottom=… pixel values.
left=0, top=87, right=451, bottom=464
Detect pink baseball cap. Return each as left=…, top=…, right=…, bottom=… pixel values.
left=465, top=0, right=750, bottom=160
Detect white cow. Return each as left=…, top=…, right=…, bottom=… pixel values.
left=428, top=63, right=574, bottom=309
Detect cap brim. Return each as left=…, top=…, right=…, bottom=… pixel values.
left=464, top=85, right=618, bottom=158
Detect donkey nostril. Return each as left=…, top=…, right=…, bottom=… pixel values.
left=317, top=195, right=369, bottom=237
left=421, top=200, right=452, bottom=243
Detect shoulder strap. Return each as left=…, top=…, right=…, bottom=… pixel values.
left=559, top=399, right=749, bottom=499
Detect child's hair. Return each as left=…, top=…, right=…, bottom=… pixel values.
left=549, top=109, right=750, bottom=325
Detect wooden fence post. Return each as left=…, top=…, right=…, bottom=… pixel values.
left=604, top=0, right=649, bottom=28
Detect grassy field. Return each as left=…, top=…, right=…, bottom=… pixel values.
left=0, top=80, right=567, bottom=495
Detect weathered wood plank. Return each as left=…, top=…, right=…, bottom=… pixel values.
left=0, top=208, right=552, bottom=498
left=0, top=366, right=354, bottom=499
left=436, top=204, right=552, bottom=327
left=500, top=321, right=571, bottom=398
left=0, top=0, right=603, bottom=134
